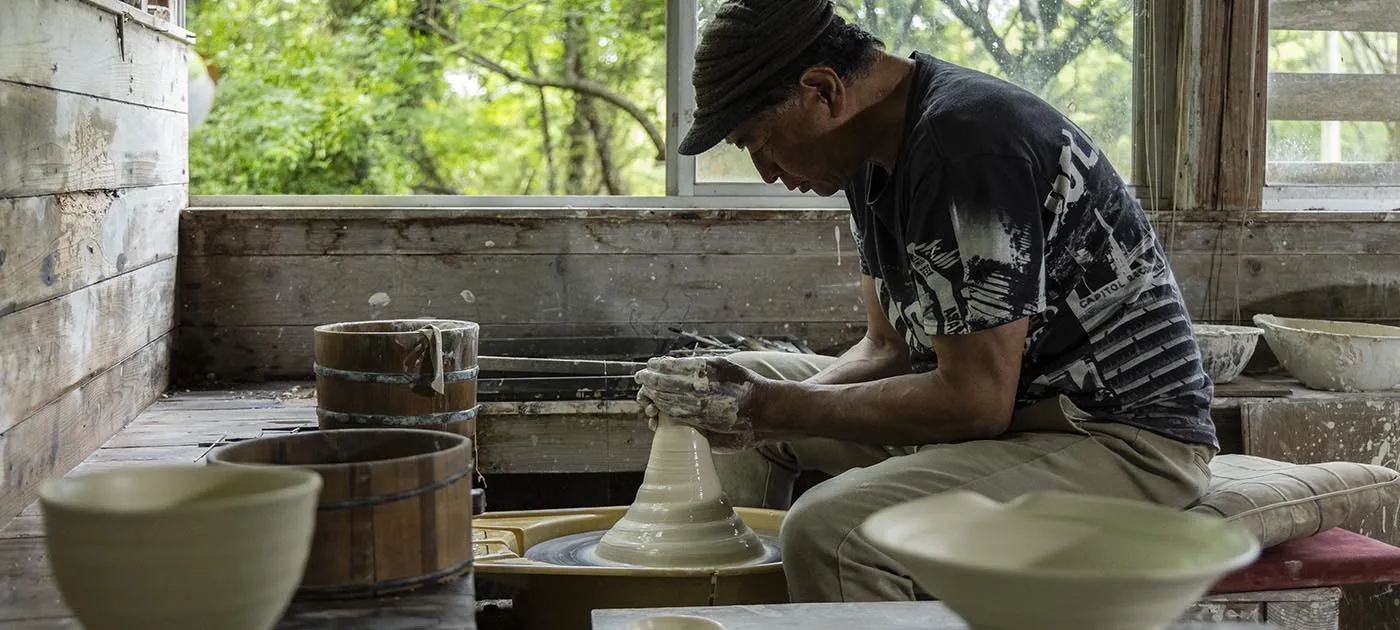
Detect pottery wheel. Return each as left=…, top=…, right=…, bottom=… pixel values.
left=524, top=530, right=782, bottom=568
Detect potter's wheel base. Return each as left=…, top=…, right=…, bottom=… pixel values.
left=523, top=530, right=782, bottom=568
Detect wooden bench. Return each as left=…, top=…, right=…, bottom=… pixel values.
left=1182, top=529, right=1400, bottom=630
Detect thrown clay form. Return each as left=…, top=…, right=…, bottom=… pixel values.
left=1253, top=314, right=1400, bottom=392
left=624, top=616, right=726, bottom=630
left=860, top=490, right=1259, bottom=630
left=594, top=417, right=766, bottom=568
left=1193, top=324, right=1263, bottom=384
left=39, top=465, right=321, bottom=630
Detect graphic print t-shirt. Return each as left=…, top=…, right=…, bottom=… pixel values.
left=846, top=53, right=1217, bottom=448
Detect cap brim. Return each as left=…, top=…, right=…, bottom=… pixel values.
left=677, top=112, right=733, bottom=156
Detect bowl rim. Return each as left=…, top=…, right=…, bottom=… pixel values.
left=860, top=491, right=1261, bottom=582
left=1192, top=324, right=1263, bottom=336
left=38, top=464, right=322, bottom=516
left=1253, top=314, right=1400, bottom=340
left=624, top=615, right=725, bottom=630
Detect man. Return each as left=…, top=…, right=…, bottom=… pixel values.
left=634, top=0, right=1217, bottom=603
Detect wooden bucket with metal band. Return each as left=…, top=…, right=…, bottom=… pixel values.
left=208, top=428, right=474, bottom=599
left=313, top=319, right=479, bottom=439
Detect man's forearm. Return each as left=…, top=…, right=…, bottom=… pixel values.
left=761, top=370, right=1010, bottom=446
left=804, top=336, right=910, bottom=385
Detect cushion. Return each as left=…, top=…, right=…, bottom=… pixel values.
left=1210, top=527, right=1400, bottom=593
left=1188, top=454, right=1400, bottom=548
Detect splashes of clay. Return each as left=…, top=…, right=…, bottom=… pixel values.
left=368, top=292, right=391, bottom=307
left=460, top=289, right=476, bottom=304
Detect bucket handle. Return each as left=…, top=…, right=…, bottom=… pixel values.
left=417, top=322, right=446, bottom=395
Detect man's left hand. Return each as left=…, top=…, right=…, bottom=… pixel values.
left=634, top=356, right=767, bottom=452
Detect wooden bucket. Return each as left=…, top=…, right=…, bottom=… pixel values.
left=207, top=428, right=474, bottom=599
left=313, top=319, right=479, bottom=439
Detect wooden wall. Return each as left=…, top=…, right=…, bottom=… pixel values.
left=177, top=208, right=1400, bottom=382
left=0, top=0, right=188, bottom=524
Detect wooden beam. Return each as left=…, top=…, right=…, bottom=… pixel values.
left=0, top=259, right=176, bottom=432
left=0, top=334, right=171, bottom=526
left=177, top=253, right=861, bottom=328
left=0, top=0, right=188, bottom=112
left=1269, top=0, right=1400, bottom=32
left=1268, top=73, right=1400, bottom=122
left=1218, top=0, right=1268, bottom=210
left=0, top=81, right=186, bottom=199
left=0, top=185, right=183, bottom=315
left=179, top=209, right=851, bottom=257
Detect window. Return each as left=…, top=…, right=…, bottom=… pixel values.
left=187, top=0, right=1150, bottom=201
left=680, top=0, right=1142, bottom=197
left=1265, top=0, right=1400, bottom=189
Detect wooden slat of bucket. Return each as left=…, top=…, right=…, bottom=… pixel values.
left=314, top=319, right=479, bottom=439
left=207, top=429, right=473, bottom=599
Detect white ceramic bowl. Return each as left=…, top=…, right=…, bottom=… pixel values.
left=1193, top=324, right=1263, bottom=384
left=40, top=465, right=321, bottom=630
left=624, top=615, right=725, bottom=630
left=1252, top=314, right=1400, bottom=392
left=861, top=490, right=1259, bottom=630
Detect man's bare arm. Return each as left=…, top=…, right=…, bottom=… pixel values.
left=804, top=275, right=911, bottom=385
left=755, top=316, right=1028, bottom=445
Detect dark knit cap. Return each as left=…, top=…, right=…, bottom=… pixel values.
left=678, top=0, right=835, bottom=156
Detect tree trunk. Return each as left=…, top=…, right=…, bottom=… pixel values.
left=526, top=45, right=558, bottom=195
left=563, top=11, right=591, bottom=195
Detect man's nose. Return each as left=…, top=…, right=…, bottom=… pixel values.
left=749, top=151, right=782, bottom=185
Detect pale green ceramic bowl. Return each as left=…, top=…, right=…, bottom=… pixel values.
left=861, top=490, right=1260, bottom=630
left=40, top=465, right=321, bottom=630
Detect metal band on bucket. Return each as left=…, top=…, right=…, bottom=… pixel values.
left=316, top=465, right=474, bottom=510
left=296, top=557, right=475, bottom=599
left=313, top=364, right=479, bottom=385
left=315, top=406, right=479, bottom=426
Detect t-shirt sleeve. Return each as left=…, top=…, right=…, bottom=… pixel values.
left=907, top=155, right=1047, bottom=335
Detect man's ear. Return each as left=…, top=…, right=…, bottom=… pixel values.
left=798, top=66, right=844, bottom=116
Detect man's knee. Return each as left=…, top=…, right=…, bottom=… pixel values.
left=779, top=472, right=870, bottom=557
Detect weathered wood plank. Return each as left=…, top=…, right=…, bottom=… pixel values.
left=1171, top=253, right=1400, bottom=323
left=0, top=0, right=188, bottom=112
left=477, top=400, right=648, bottom=474
left=1267, top=162, right=1400, bottom=186
left=175, top=322, right=865, bottom=382
left=0, top=333, right=171, bottom=526
left=179, top=210, right=851, bottom=257
left=1269, top=73, right=1400, bottom=122
left=1269, top=0, right=1400, bottom=32
left=1241, top=399, right=1400, bottom=548
left=177, top=254, right=861, bottom=327
left=1218, top=0, right=1267, bottom=211
left=1159, top=220, right=1400, bottom=255
left=0, top=185, right=183, bottom=315
left=0, top=259, right=176, bottom=432
left=1268, top=598, right=1342, bottom=630
left=0, top=81, right=187, bottom=198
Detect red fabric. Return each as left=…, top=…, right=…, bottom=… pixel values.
left=1210, top=528, right=1400, bottom=594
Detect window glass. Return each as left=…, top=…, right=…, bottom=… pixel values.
left=186, top=0, right=666, bottom=195
left=694, top=0, right=1139, bottom=184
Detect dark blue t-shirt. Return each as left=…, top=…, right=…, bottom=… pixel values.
left=846, top=53, right=1217, bottom=448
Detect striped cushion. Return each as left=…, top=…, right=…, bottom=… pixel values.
left=1189, top=454, right=1400, bottom=548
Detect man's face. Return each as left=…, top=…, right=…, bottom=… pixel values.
left=724, top=71, right=861, bottom=196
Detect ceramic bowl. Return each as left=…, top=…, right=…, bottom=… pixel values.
left=1253, top=314, right=1400, bottom=392
left=40, top=465, right=322, bottom=630
left=624, top=615, right=725, bottom=630
left=1192, top=324, right=1263, bottom=384
left=861, top=490, right=1259, bottom=630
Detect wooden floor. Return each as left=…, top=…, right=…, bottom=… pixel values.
left=0, top=383, right=478, bottom=630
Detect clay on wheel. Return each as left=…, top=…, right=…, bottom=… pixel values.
left=594, top=417, right=766, bottom=568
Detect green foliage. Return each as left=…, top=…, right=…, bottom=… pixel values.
left=187, top=1, right=1395, bottom=195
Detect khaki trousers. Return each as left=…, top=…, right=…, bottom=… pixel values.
left=715, top=351, right=1216, bottom=603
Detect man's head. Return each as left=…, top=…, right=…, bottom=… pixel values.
left=679, top=1, right=887, bottom=196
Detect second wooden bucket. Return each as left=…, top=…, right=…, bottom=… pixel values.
left=207, top=428, right=474, bottom=599
left=313, top=319, right=479, bottom=438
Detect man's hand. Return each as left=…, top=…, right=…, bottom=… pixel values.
left=634, top=356, right=768, bottom=453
